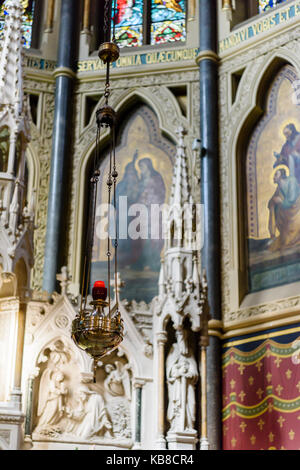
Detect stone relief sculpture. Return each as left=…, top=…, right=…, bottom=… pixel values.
left=104, top=361, right=131, bottom=400
left=102, top=356, right=133, bottom=440
left=32, top=342, right=134, bottom=443
left=166, top=329, right=198, bottom=432
left=35, top=370, right=68, bottom=436
left=65, top=385, right=113, bottom=440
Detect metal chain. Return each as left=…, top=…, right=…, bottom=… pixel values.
left=112, top=125, right=119, bottom=308
left=106, top=130, right=113, bottom=316
left=81, top=125, right=101, bottom=313
left=104, top=73, right=110, bottom=105
left=103, top=0, right=110, bottom=37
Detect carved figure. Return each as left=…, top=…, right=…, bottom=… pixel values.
left=166, top=329, right=198, bottom=432
left=104, top=361, right=131, bottom=400
left=268, top=166, right=300, bottom=250
left=66, top=386, right=112, bottom=440
left=35, top=370, right=67, bottom=434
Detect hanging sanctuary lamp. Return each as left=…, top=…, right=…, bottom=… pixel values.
left=72, top=0, right=123, bottom=383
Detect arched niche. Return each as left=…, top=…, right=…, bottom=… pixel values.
left=30, top=336, right=136, bottom=446
left=70, top=85, right=187, bottom=297
left=14, top=257, right=28, bottom=296
left=31, top=337, right=84, bottom=436
left=25, top=143, right=39, bottom=211
left=163, top=317, right=199, bottom=437
left=0, top=126, right=9, bottom=175
left=237, top=61, right=300, bottom=301
left=83, top=101, right=177, bottom=304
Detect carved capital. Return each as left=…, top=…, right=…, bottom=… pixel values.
left=208, top=319, right=223, bottom=339
left=156, top=331, right=168, bottom=345
left=133, top=378, right=146, bottom=389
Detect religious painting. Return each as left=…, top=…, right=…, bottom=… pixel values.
left=90, top=105, right=176, bottom=303
left=246, top=65, right=300, bottom=292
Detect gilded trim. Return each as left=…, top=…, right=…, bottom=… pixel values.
left=195, top=49, right=219, bottom=65
left=53, top=66, right=77, bottom=80
left=223, top=325, right=300, bottom=349
left=222, top=394, right=300, bottom=421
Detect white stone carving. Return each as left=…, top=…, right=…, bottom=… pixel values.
left=166, top=329, right=198, bottom=433
left=35, top=370, right=68, bottom=436
left=153, top=127, right=207, bottom=450
left=65, top=385, right=113, bottom=440
left=104, top=361, right=131, bottom=401
left=109, top=399, right=131, bottom=439
left=55, top=314, right=70, bottom=330
left=0, top=0, right=36, bottom=451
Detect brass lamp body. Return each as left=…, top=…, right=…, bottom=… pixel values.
left=72, top=299, right=124, bottom=360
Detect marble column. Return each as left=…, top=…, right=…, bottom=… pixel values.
left=156, top=331, right=167, bottom=449
left=199, top=342, right=209, bottom=450
left=43, top=0, right=79, bottom=293
left=197, top=0, right=222, bottom=450
left=7, top=132, right=17, bottom=176
left=24, top=375, right=35, bottom=438
left=133, top=379, right=145, bottom=449
left=13, top=303, right=26, bottom=389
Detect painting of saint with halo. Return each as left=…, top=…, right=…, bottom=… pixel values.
left=90, top=105, right=175, bottom=303
left=246, top=65, right=300, bottom=292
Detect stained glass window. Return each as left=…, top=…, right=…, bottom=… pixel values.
left=258, top=0, right=288, bottom=14
left=151, top=0, right=186, bottom=45
left=0, top=0, right=35, bottom=49
left=22, top=0, right=35, bottom=49
left=112, top=0, right=144, bottom=48
left=111, top=0, right=186, bottom=48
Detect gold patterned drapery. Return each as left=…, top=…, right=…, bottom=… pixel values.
left=222, top=326, right=300, bottom=450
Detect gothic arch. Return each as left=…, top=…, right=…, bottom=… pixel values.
left=29, top=333, right=90, bottom=380
left=229, top=54, right=300, bottom=305
left=25, top=142, right=40, bottom=211
left=71, top=86, right=185, bottom=292
left=13, top=257, right=28, bottom=295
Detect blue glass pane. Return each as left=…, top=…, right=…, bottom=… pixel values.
left=112, top=0, right=143, bottom=48
left=22, top=0, right=35, bottom=49
left=151, top=0, right=186, bottom=45
left=259, top=0, right=288, bottom=13
left=0, top=0, right=35, bottom=48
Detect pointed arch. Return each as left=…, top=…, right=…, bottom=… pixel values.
left=230, top=55, right=300, bottom=304
left=71, top=86, right=185, bottom=293
left=25, top=141, right=40, bottom=211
